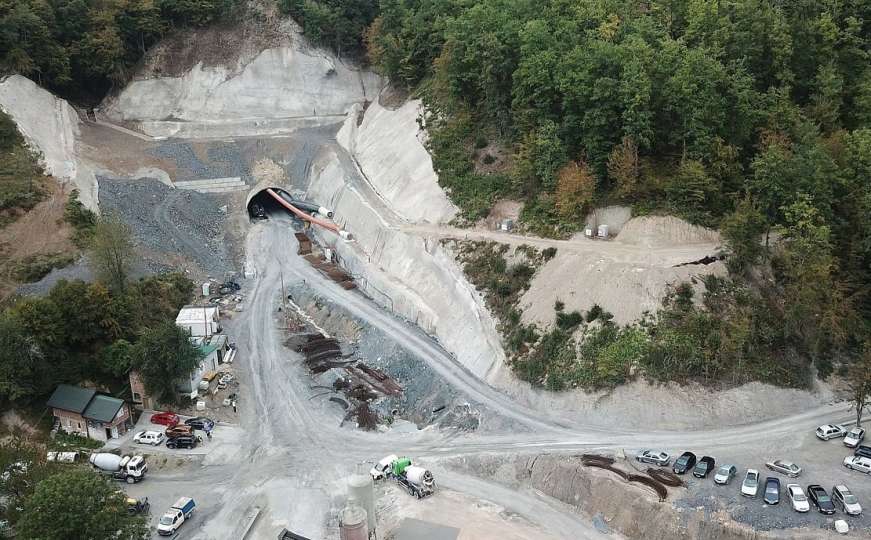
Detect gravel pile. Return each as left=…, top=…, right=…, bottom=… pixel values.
left=99, top=176, right=233, bottom=278
left=16, top=257, right=94, bottom=296
left=149, top=141, right=253, bottom=183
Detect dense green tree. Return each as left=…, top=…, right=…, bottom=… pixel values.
left=17, top=470, right=148, bottom=540
left=721, top=197, right=767, bottom=274
left=132, top=321, right=202, bottom=404
left=0, top=314, right=47, bottom=403
left=89, top=212, right=135, bottom=294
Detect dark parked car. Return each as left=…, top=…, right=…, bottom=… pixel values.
left=164, top=425, right=194, bottom=438
left=184, top=417, right=215, bottom=431
left=807, top=485, right=836, bottom=515
left=763, top=477, right=781, bottom=505
left=673, top=452, right=697, bottom=475
left=693, top=456, right=716, bottom=478
left=166, top=435, right=199, bottom=450
left=855, top=445, right=871, bottom=459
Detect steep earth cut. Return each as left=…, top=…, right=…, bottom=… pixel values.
left=103, top=23, right=382, bottom=139
left=338, top=100, right=458, bottom=223
left=0, top=75, right=98, bottom=210
left=304, top=141, right=506, bottom=382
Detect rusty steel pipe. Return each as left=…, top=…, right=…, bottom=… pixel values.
left=265, top=188, right=340, bottom=233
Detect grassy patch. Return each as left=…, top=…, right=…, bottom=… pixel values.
left=49, top=431, right=103, bottom=451
left=13, top=253, right=77, bottom=283
left=512, top=277, right=812, bottom=392
left=63, top=190, right=96, bottom=248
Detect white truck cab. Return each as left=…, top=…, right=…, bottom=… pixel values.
left=370, top=454, right=398, bottom=480
left=157, top=497, right=195, bottom=536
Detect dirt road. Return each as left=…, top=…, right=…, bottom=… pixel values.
left=134, top=215, right=845, bottom=540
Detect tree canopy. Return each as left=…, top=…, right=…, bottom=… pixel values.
left=17, top=469, right=148, bottom=540
left=0, top=0, right=238, bottom=101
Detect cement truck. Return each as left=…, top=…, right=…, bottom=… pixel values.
left=89, top=453, right=147, bottom=484
left=390, top=457, right=435, bottom=499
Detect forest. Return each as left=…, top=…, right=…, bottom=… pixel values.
left=0, top=0, right=237, bottom=101
left=1, top=0, right=869, bottom=391
left=294, top=0, right=871, bottom=388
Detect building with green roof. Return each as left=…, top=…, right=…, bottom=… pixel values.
left=47, top=384, right=132, bottom=442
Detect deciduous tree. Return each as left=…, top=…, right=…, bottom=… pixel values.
left=132, top=321, right=202, bottom=405
left=555, top=159, right=596, bottom=220
left=17, top=469, right=147, bottom=540
left=89, top=212, right=134, bottom=294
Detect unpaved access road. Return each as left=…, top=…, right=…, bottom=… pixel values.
left=120, top=215, right=856, bottom=540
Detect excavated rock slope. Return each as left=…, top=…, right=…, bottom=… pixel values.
left=0, top=75, right=98, bottom=210
left=103, top=24, right=381, bottom=139
left=305, top=141, right=505, bottom=382
left=338, top=101, right=457, bottom=224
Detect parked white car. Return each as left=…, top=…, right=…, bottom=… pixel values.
left=787, top=484, right=810, bottom=513
left=844, top=427, right=866, bottom=448
left=832, top=485, right=862, bottom=515
left=741, top=469, right=759, bottom=497
left=816, top=424, right=847, bottom=440
left=844, top=455, right=871, bottom=474
left=133, top=431, right=164, bottom=446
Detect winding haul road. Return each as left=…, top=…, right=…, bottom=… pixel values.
left=142, top=213, right=845, bottom=540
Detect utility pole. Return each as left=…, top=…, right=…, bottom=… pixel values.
left=279, top=269, right=288, bottom=329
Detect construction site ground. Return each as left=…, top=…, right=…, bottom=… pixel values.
left=12, top=106, right=859, bottom=539
left=3, top=21, right=867, bottom=539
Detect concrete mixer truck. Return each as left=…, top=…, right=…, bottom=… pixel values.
left=390, top=457, right=436, bottom=499
left=89, top=453, right=147, bottom=484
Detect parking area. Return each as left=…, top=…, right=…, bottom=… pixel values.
left=105, top=410, right=244, bottom=459
left=644, top=423, right=871, bottom=533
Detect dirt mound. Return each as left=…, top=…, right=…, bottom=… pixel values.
left=616, top=215, right=721, bottom=248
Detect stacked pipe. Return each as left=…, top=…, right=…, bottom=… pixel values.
left=580, top=454, right=669, bottom=502
left=266, top=188, right=352, bottom=239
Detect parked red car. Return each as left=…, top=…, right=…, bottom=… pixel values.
left=150, top=412, right=179, bottom=426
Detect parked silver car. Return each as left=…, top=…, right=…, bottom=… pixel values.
left=635, top=449, right=670, bottom=466
left=816, top=424, right=847, bottom=440
left=714, top=465, right=737, bottom=485
left=765, top=459, right=802, bottom=478
left=844, top=427, right=866, bottom=448
left=832, top=485, right=862, bottom=515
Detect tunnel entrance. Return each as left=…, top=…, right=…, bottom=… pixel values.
left=247, top=187, right=290, bottom=220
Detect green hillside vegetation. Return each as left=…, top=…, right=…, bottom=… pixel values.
left=0, top=0, right=238, bottom=101
left=0, top=111, right=44, bottom=226
left=306, top=0, right=871, bottom=388
left=0, top=274, right=194, bottom=407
